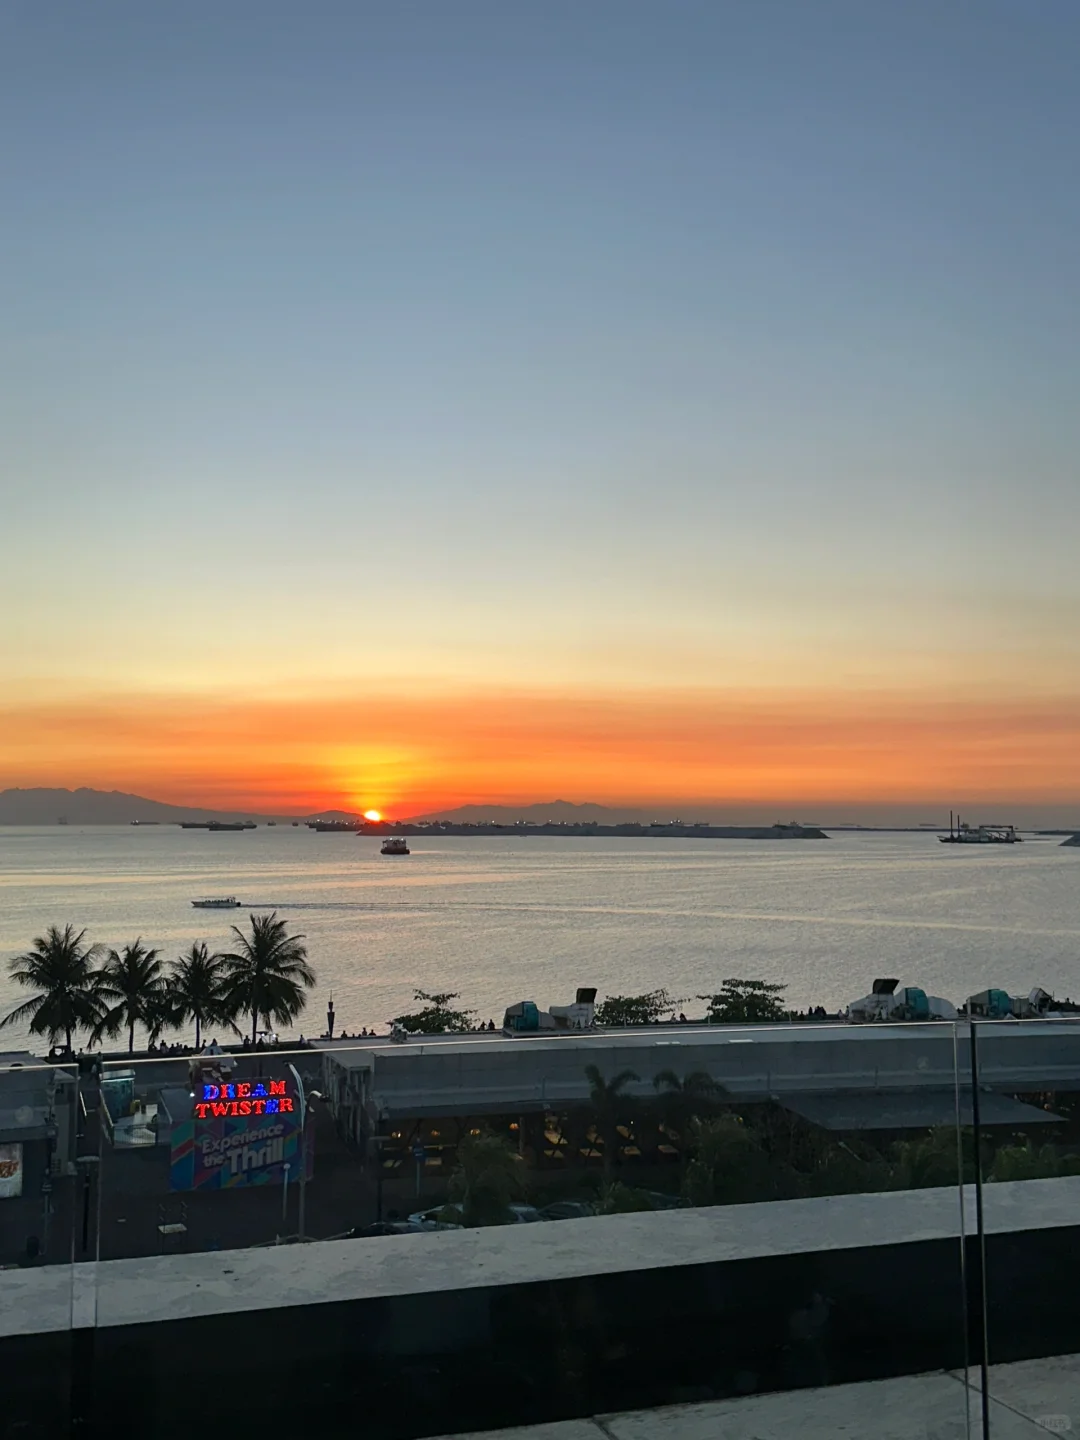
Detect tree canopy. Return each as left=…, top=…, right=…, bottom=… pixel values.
left=1, top=924, right=105, bottom=1053
left=391, top=989, right=475, bottom=1034
left=91, top=940, right=167, bottom=1054
left=168, top=942, right=232, bottom=1050
left=217, top=912, right=315, bottom=1044
left=446, top=1132, right=525, bottom=1226
left=594, top=990, right=674, bottom=1026
left=699, top=978, right=788, bottom=1024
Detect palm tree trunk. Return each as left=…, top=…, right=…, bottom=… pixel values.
left=194, top=1014, right=202, bottom=1050
left=128, top=1019, right=135, bottom=1055
left=252, top=1009, right=258, bottom=1046
left=65, top=1026, right=72, bottom=1055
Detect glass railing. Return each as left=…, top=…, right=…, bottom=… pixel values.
left=22, top=1014, right=1080, bottom=1436
left=0, top=1051, right=79, bottom=1437
left=976, top=1013, right=1080, bottom=1436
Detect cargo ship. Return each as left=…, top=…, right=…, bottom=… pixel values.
left=940, top=811, right=1021, bottom=844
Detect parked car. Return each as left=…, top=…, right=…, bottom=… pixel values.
left=339, top=1221, right=432, bottom=1238
left=507, top=1203, right=545, bottom=1223
left=538, top=1200, right=596, bottom=1221
left=406, top=1203, right=544, bottom=1228
left=405, top=1207, right=464, bottom=1231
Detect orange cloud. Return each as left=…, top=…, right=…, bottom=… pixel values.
left=1, top=684, right=1078, bottom=816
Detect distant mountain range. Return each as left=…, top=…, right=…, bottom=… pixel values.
left=0, top=788, right=284, bottom=825
left=0, top=790, right=688, bottom=827
left=3, top=787, right=1077, bottom=831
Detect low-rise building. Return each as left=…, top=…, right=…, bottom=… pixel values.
left=0, top=1052, right=78, bottom=1263
left=319, top=1019, right=1080, bottom=1161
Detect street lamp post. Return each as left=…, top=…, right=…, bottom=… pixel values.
left=286, top=1063, right=321, bottom=1241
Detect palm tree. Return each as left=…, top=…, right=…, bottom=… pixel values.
left=653, top=1068, right=724, bottom=1127
left=217, top=912, right=315, bottom=1045
left=584, top=1064, right=640, bottom=1180
left=91, top=940, right=166, bottom=1054
left=168, top=942, right=230, bottom=1050
left=447, top=1132, right=525, bottom=1226
left=1, top=924, right=104, bottom=1053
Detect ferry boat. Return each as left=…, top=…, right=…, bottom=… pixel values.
left=191, top=896, right=243, bottom=909
left=380, top=837, right=410, bottom=856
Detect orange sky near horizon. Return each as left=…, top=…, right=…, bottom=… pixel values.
left=2, top=685, right=1078, bottom=818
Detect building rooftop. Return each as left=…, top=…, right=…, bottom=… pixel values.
left=321, top=1019, right=1080, bottom=1120
left=320, top=1017, right=1080, bottom=1066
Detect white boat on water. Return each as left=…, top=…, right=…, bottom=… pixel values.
left=191, top=896, right=243, bottom=909
left=380, top=837, right=410, bottom=856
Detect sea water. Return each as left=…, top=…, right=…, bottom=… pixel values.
left=0, top=826, right=1078, bottom=1050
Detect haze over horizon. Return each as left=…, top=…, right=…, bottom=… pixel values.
left=3, top=2, right=1079, bottom=817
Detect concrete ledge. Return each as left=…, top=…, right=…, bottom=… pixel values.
left=5, top=1175, right=1080, bottom=1338
left=7, top=1185, right=1080, bottom=1438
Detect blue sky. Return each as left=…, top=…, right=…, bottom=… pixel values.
left=2, top=1, right=1078, bottom=810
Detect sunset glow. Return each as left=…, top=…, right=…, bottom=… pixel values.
left=363, top=810, right=382, bottom=822
left=1, top=683, right=1078, bottom=823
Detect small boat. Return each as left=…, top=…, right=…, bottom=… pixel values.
left=380, top=837, right=410, bottom=856
left=192, top=896, right=243, bottom=909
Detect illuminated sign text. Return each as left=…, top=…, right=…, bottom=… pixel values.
left=195, top=1078, right=295, bottom=1120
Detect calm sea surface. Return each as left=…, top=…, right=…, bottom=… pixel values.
left=1, top=826, right=1078, bottom=1051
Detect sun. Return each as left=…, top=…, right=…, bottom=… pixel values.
left=363, top=809, right=382, bottom=822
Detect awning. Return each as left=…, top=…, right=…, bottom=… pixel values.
left=778, top=1090, right=1061, bottom=1132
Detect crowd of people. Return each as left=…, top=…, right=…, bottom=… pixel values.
left=325, top=1018, right=500, bottom=1041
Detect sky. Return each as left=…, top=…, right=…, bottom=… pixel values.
left=2, top=1, right=1079, bottom=819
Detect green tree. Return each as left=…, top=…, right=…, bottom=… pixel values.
left=391, top=989, right=475, bottom=1034
left=584, top=1064, right=640, bottom=1180
left=595, top=1180, right=655, bottom=1214
left=168, top=942, right=231, bottom=1050
left=987, top=1140, right=1080, bottom=1182
left=890, top=1128, right=973, bottom=1190
left=218, top=913, right=315, bottom=1045
left=653, top=1069, right=725, bottom=1169
left=446, top=1132, right=525, bottom=1226
left=1, top=924, right=104, bottom=1053
left=595, top=990, right=673, bottom=1026
left=700, top=978, right=787, bottom=1024
left=91, top=940, right=167, bottom=1054
left=803, top=1138, right=892, bottom=1198
left=682, top=1114, right=771, bottom=1206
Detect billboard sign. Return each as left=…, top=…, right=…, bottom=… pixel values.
left=0, top=1143, right=23, bottom=1199
left=170, top=1076, right=311, bottom=1192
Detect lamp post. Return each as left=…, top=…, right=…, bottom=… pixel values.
left=286, top=1063, right=321, bottom=1241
